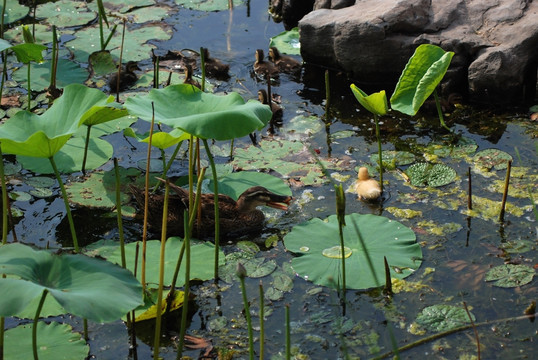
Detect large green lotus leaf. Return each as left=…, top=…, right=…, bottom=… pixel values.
left=175, top=0, right=242, bottom=12
left=12, top=59, right=89, bottom=91
left=284, top=214, right=421, bottom=290
left=90, top=238, right=225, bottom=287
left=405, top=162, right=456, bottom=187
left=0, top=243, right=143, bottom=322
left=350, top=85, right=388, bottom=116
left=0, top=84, right=113, bottom=158
left=124, top=127, right=189, bottom=149
left=208, top=171, right=291, bottom=200
left=0, top=0, right=29, bottom=24
left=80, top=104, right=128, bottom=127
left=67, top=25, right=171, bottom=62
left=37, top=0, right=96, bottom=27
left=269, top=27, right=301, bottom=56
left=74, top=115, right=137, bottom=138
left=4, top=322, right=89, bottom=360
left=3, top=24, right=61, bottom=44
left=127, top=5, right=170, bottom=23
left=390, top=44, right=454, bottom=115
left=125, top=84, right=272, bottom=140
left=17, top=136, right=113, bottom=174
left=66, top=167, right=146, bottom=209
left=415, top=305, right=475, bottom=332
left=485, top=264, right=535, bottom=288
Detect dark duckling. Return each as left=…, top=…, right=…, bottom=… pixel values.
left=183, top=64, right=201, bottom=89
left=130, top=180, right=292, bottom=240
left=108, top=61, right=140, bottom=92
left=253, top=49, right=279, bottom=79
left=258, top=89, right=283, bottom=123
left=201, top=47, right=230, bottom=79
left=268, top=46, right=301, bottom=74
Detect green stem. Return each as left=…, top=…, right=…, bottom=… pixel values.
left=32, top=289, right=48, bottom=360
left=81, top=125, right=92, bottom=175
left=0, top=314, right=4, bottom=360
left=374, top=113, right=383, bottom=192
left=0, top=144, right=8, bottom=244
left=114, top=158, right=126, bottom=269
left=49, top=156, right=78, bottom=252
left=27, top=64, right=31, bottom=110
left=176, top=210, right=191, bottom=359
left=259, top=281, right=265, bottom=360
left=98, top=8, right=104, bottom=50
left=153, top=182, right=169, bottom=360
left=285, top=304, right=290, bottom=360
left=202, top=139, right=220, bottom=280
left=239, top=272, right=254, bottom=359
left=324, top=69, right=330, bottom=120
left=200, top=47, right=206, bottom=92
left=433, top=89, right=452, bottom=132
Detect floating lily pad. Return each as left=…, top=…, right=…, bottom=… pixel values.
left=12, top=59, right=90, bottom=91
left=284, top=214, right=421, bottom=290
left=406, top=163, right=456, bottom=187
left=370, top=150, right=415, bottom=168
left=331, top=130, right=355, bottom=141
left=175, top=0, right=242, bottom=12
left=4, top=162, right=22, bottom=175
left=282, top=114, right=324, bottom=136
left=9, top=191, right=31, bottom=202
left=424, top=136, right=477, bottom=158
left=472, top=149, right=512, bottom=171
left=0, top=0, right=29, bottom=25
left=3, top=24, right=61, bottom=45
left=415, top=305, right=475, bottom=332
left=18, top=136, right=113, bottom=174
left=25, top=176, right=55, bottom=188
left=485, top=264, right=535, bottom=288
left=37, top=0, right=96, bottom=28
left=4, top=322, right=89, bottom=360
left=269, top=27, right=301, bottom=56
left=499, top=239, right=535, bottom=254
left=208, top=171, right=291, bottom=200
left=88, top=0, right=155, bottom=14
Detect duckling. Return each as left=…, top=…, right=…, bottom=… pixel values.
left=108, top=61, right=141, bottom=92
left=201, top=47, right=230, bottom=79
left=268, top=46, right=301, bottom=74
left=183, top=64, right=201, bottom=89
left=253, top=49, right=279, bottom=79
left=355, top=167, right=382, bottom=201
left=258, top=89, right=282, bottom=123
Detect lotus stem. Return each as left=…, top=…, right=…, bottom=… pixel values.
left=324, top=69, right=330, bottom=120
left=499, top=160, right=512, bottom=222
left=153, top=141, right=184, bottom=192
left=285, top=303, right=290, bottom=360
left=49, top=156, right=78, bottom=252
left=0, top=144, right=8, bottom=244
left=48, top=26, right=58, bottom=105
left=237, top=263, right=254, bottom=359
left=259, top=281, right=265, bottom=360
left=467, top=167, right=472, bottom=210
left=32, top=289, right=48, bottom=360
left=153, top=52, right=159, bottom=89
left=200, top=47, right=206, bottom=92
left=177, top=210, right=192, bottom=359
left=141, top=102, right=156, bottom=292
left=335, top=184, right=346, bottom=307
left=114, top=19, right=127, bottom=101
left=97, top=0, right=105, bottom=50
left=383, top=256, right=392, bottom=296
left=153, top=181, right=169, bottom=359
left=81, top=125, right=92, bottom=175
left=27, top=63, right=31, bottom=110
left=0, top=314, right=4, bottom=360
left=463, top=301, right=480, bottom=359
left=433, top=89, right=452, bottom=132
left=113, top=158, right=126, bottom=268
left=374, top=113, right=384, bottom=193
left=202, top=139, right=221, bottom=280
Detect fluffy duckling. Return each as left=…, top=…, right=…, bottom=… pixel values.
left=201, top=47, right=230, bottom=79
left=108, top=61, right=140, bottom=92
left=258, top=89, right=282, bottom=123
left=355, top=167, right=382, bottom=201
left=268, top=46, right=301, bottom=74
left=253, top=49, right=279, bottom=79
left=183, top=64, right=201, bottom=89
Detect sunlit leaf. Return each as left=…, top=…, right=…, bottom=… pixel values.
left=415, top=304, right=475, bottom=332
left=350, top=85, right=388, bottom=116
left=269, top=27, right=301, bottom=55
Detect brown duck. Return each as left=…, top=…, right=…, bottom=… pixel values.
left=253, top=49, right=279, bottom=79
left=268, top=47, right=301, bottom=74
left=183, top=64, right=201, bottom=89
left=108, top=61, right=141, bottom=92
left=258, top=89, right=282, bottom=123
left=130, top=180, right=292, bottom=240
left=201, top=47, right=230, bottom=79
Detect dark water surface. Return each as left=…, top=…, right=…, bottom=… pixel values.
left=6, top=1, right=537, bottom=359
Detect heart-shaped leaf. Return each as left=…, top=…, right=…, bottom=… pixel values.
left=350, top=85, right=388, bottom=116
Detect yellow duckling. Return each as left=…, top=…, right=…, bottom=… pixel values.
left=355, top=167, right=382, bottom=201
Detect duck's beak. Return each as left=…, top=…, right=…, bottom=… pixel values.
left=266, top=195, right=292, bottom=211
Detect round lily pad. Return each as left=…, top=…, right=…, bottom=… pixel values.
left=0, top=0, right=29, bottom=25
left=472, top=149, right=513, bottom=171
left=4, top=322, right=89, bottom=360
left=175, top=0, right=243, bottom=12
left=37, top=0, right=96, bottom=28
left=269, top=27, right=301, bottom=56
left=12, top=59, right=90, bottom=91
left=415, top=305, right=475, bottom=332
left=284, top=213, right=421, bottom=290
left=406, top=162, right=456, bottom=187
left=424, top=136, right=477, bottom=158
left=485, top=264, right=535, bottom=288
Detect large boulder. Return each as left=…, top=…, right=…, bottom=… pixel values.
left=297, top=0, right=538, bottom=105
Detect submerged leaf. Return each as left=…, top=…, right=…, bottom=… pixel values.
left=415, top=304, right=475, bottom=332
left=485, top=264, right=535, bottom=288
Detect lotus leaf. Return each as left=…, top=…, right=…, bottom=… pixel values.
left=4, top=322, right=89, bottom=360
left=472, top=149, right=512, bottom=171
left=0, top=0, right=29, bottom=25
left=269, top=27, right=301, bottom=56
left=284, top=214, right=421, bottom=290
left=37, top=0, right=97, bottom=27
left=208, top=171, right=291, bottom=200
left=125, top=84, right=272, bottom=140
left=282, top=114, right=324, bottom=136
left=13, top=59, right=90, bottom=91
left=415, top=304, right=475, bottom=332
left=0, top=243, right=143, bottom=322
left=88, top=0, right=155, bottom=14
left=175, top=0, right=242, bottom=12
left=350, top=85, right=388, bottom=116
left=406, top=162, right=456, bottom=187
left=424, top=136, right=477, bottom=158
left=9, top=43, right=47, bottom=63
left=124, top=127, right=189, bottom=149
left=3, top=24, right=58, bottom=44
left=390, top=44, right=454, bottom=116
left=485, top=264, right=535, bottom=288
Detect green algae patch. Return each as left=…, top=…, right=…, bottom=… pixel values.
left=391, top=278, right=430, bottom=293
left=417, top=220, right=462, bottom=236
left=386, top=207, right=423, bottom=219
left=461, top=195, right=530, bottom=221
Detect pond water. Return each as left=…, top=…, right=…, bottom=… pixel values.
left=2, top=1, right=537, bottom=359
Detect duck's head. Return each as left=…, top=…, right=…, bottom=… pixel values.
left=257, top=89, right=269, bottom=104
left=184, top=64, right=194, bottom=79
left=268, top=47, right=280, bottom=61
left=358, top=167, right=372, bottom=181
left=125, top=61, right=141, bottom=73
left=201, top=47, right=210, bottom=59
left=237, top=186, right=292, bottom=212
left=255, top=49, right=265, bottom=63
